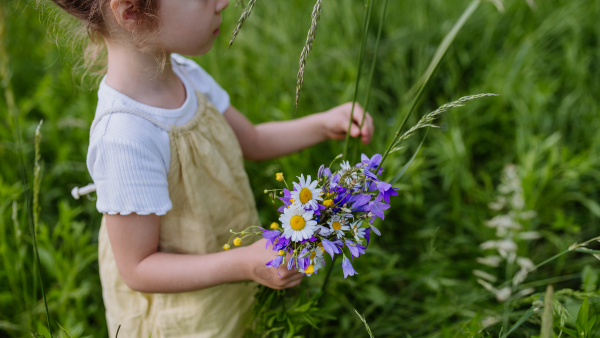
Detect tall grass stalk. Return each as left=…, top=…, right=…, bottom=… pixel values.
left=352, top=0, right=389, bottom=162
left=0, top=6, right=52, bottom=336
left=377, top=0, right=481, bottom=170
left=354, top=309, right=375, bottom=338
left=540, top=285, right=554, bottom=338
left=342, top=0, right=375, bottom=158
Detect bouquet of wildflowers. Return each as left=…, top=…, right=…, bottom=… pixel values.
left=224, top=153, right=397, bottom=278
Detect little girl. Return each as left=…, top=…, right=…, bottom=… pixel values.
left=52, top=0, right=373, bottom=336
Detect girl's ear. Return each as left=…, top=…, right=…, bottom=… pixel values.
left=110, top=0, right=140, bottom=31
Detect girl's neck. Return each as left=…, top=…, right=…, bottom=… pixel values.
left=104, top=40, right=186, bottom=110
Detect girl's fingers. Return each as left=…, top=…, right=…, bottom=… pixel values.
left=283, top=276, right=303, bottom=288
left=350, top=123, right=361, bottom=137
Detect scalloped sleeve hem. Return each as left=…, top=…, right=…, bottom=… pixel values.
left=87, top=132, right=172, bottom=216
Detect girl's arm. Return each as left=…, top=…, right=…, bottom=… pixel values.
left=223, top=103, right=374, bottom=161
left=106, top=213, right=302, bottom=293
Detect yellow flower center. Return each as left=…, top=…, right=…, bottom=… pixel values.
left=305, top=265, right=314, bottom=275
left=310, top=251, right=316, bottom=260
left=270, top=222, right=279, bottom=230
left=279, top=250, right=285, bottom=256
left=290, top=215, right=306, bottom=231
left=299, top=188, right=313, bottom=204
left=322, top=199, right=334, bottom=208
left=332, top=221, right=342, bottom=231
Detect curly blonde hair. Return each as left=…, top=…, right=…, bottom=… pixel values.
left=48, top=0, right=162, bottom=75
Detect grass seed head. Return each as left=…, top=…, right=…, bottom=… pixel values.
left=296, top=0, right=324, bottom=109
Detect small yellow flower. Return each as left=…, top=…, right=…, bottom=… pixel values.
left=322, top=199, right=334, bottom=208
left=270, top=222, right=280, bottom=230
left=223, top=244, right=231, bottom=251
left=233, top=237, right=242, bottom=246
left=276, top=172, right=284, bottom=181
left=278, top=250, right=285, bottom=256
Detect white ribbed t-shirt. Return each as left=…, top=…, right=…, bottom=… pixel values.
left=86, top=54, right=231, bottom=215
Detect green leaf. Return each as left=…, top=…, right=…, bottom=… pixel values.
left=578, top=298, right=590, bottom=330
left=574, top=249, right=600, bottom=255
left=292, top=300, right=313, bottom=313
left=388, top=128, right=429, bottom=185
left=500, top=305, right=536, bottom=338
left=558, top=326, right=579, bottom=338
left=301, top=313, right=320, bottom=330
left=585, top=315, right=596, bottom=334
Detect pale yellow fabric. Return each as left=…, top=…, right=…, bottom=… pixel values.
left=98, top=92, right=259, bottom=337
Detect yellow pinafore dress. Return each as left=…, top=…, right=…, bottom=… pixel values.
left=95, top=91, right=259, bottom=337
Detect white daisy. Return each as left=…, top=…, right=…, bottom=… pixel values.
left=280, top=206, right=318, bottom=242
left=328, top=215, right=350, bottom=239
left=350, top=220, right=366, bottom=241
left=306, top=248, right=325, bottom=276
left=339, top=161, right=360, bottom=188
left=316, top=224, right=333, bottom=236
left=290, top=174, right=323, bottom=210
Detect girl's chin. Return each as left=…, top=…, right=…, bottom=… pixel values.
left=173, top=41, right=214, bottom=57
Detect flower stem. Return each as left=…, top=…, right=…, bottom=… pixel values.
left=343, top=0, right=375, bottom=158
left=352, top=0, right=389, bottom=162
left=320, top=255, right=338, bottom=297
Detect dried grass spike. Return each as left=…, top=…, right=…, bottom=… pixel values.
left=392, top=93, right=498, bottom=149
left=296, top=0, right=324, bottom=109
left=228, top=0, right=257, bottom=50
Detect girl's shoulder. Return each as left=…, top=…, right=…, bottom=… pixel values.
left=170, top=54, right=230, bottom=114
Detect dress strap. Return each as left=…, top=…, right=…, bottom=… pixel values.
left=90, top=107, right=172, bottom=138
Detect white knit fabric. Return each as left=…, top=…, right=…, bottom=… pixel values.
left=87, top=54, right=231, bottom=215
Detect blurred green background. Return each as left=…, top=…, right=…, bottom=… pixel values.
left=1, top=0, right=599, bottom=337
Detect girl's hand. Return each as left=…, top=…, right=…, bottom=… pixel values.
left=244, top=239, right=304, bottom=290
left=320, top=102, right=374, bottom=145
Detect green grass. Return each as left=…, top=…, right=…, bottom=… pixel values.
left=1, top=0, right=600, bottom=337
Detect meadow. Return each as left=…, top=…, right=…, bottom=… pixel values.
left=1, top=0, right=600, bottom=337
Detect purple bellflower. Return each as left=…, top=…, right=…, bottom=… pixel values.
left=273, top=236, right=290, bottom=251
left=346, top=240, right=367, bottom=261
left=342, top=256, right=358, bottom=278
left=376, top=181, right=398, bottom=203
left=351, top=194, right=372, bottom=212
left=321, top=238, right=342, bottom=260
left=369, top=195, right=390, bottom=224
left=261, top=229, right=282, bottom=249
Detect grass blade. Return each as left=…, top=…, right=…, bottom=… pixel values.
left=378, top=0, right=482, bottom=170
left=0, top=6, right=52, bottom=336
left=500, top=304, right=536, bottom=338
left=342, top=0, right=375, bottom=158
